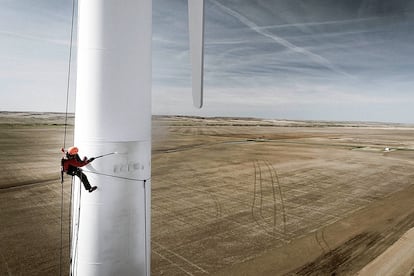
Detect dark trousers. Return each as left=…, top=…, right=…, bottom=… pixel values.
left=67, top=166, right=92, bottom=191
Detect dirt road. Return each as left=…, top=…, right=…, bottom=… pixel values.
left=357, top=227, right=414, bottom=276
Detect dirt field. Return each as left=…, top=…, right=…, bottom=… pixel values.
left=1, top=112, right=414, bottom=275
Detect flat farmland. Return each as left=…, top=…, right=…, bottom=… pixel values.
left=1, top=112, right=414, bottom=275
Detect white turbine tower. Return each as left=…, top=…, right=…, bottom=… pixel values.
left=70, top=0, right=204, bottom=275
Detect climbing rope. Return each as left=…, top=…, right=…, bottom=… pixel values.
left=63, top=0, right=76, bottom=150
left=60, top=0, right=76, bottom=275
left=74, top=185, right=82, bottom=275
left=59, top=177, right=64, bottom=276
left=68, top=177, right=74, bottom=273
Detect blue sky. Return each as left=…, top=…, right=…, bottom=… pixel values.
left=1, top=0, right=414, bottom=123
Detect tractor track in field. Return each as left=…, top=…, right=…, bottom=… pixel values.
left=315, top=229, right=330, bottom=255
left=252, top=160, right=287, bottom=237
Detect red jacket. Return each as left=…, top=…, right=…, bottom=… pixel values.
left=62, top=154, right=91, bottom=172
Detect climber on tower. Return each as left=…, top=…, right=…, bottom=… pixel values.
left=61, top=146, right=97, bottom=193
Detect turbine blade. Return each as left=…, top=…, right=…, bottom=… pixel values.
left=188, top=0, right=205, bottom=108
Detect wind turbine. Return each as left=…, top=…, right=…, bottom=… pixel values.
left=70, top=0, right=204, bottom=275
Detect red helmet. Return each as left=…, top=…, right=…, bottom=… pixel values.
left=67, top=146, right=79, bottom=155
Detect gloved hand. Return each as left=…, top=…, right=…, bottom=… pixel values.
left=88, top=157, right=95, bottom=162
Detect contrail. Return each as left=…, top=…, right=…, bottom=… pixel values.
left=0, top=30, right=69, bottom=46
left=211, top=0, right=353, bottom=78
left=258, top=15, right=386, bottom=30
